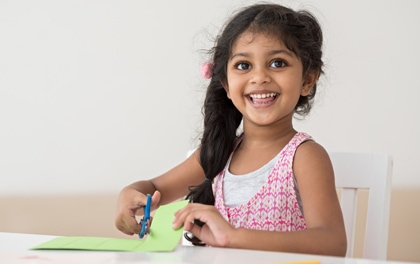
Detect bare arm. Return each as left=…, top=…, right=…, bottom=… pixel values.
left=115, top=149, right=205, bottom=235
left=173, top=142, right=347, bottom=256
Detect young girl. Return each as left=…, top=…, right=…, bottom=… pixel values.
left=115, top=3, right=347, bottom=256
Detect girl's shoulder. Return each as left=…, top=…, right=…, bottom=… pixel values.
left=296, top=135, right=328, bottom=156
left=294, top=135, right=331, bottom=168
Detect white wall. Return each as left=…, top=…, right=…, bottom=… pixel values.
left=1, top=0, right=419, bottom=195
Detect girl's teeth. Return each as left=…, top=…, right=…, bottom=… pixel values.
left=250, top=93, right=277, bottom=99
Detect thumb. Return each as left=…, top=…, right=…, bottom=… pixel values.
left=151, top=190, right=161, bottom=209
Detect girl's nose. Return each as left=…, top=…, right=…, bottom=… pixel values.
left=250, top=67, right=271, bottom=85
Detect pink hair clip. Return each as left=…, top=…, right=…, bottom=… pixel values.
left=200, top=62, right=214, bottom=79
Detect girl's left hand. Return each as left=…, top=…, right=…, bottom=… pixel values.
left=172, top=203, right=234, bottom=247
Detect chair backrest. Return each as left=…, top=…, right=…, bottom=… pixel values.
left=330, top=152, right=393, bottom=260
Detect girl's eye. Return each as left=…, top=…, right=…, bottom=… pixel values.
left=235, top=62, right=251, bottom=70
left=270, top=60, right=287, bottom=68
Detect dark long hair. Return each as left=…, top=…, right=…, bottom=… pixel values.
left=186, top=3, right=324, bottom=205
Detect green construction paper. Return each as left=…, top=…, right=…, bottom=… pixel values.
left=31, top=199, right=189, bottom=252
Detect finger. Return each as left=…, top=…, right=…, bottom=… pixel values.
left=116, top=226, right=134, bottom=236
left=131, top=198, right=147, bottom=216
left=185, top=220, right=203, bottom=238
left=116, top=217, right=141, bottom=236
left=173, top=204, right=208, bottom=231
left=132, top=193, right=154, bottom=216
left=118, top=224, right=135, bottom=236
left=115, top=208, right=137, bottom=235
left=115, top=217, right=134, bottom=235
left=172, top=204, right=194, bottom=229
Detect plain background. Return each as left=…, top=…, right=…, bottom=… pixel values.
left=1, top=0, right=419, bottom=262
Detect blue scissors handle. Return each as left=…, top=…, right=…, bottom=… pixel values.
left=139, top=194, right=152, bottom=238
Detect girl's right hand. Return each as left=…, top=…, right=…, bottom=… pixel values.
left=115, top=187, right=161, bottom=236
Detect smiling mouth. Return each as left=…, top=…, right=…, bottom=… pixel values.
left=249, top=93, right=278, bottom=105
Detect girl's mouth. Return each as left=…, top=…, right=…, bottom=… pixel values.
left=248, top=93, right=279, bottom=105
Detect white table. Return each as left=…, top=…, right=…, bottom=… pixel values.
left=0, top=232, right=413, bottom=264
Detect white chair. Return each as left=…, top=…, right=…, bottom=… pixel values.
left=330, top=152, right=393, bottom=260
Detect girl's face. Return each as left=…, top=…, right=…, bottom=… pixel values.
left=224, top=31, right=317, bottom=128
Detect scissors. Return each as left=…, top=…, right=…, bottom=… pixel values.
left=139, top=193, right=152, bottom=238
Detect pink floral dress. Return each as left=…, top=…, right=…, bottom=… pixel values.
left=214, top=132, right=312, bottom=232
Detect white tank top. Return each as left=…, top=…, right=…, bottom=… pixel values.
left=223, top=152, right=280, bottom=207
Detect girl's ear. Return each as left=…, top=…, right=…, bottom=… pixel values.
left=221, top=80, right=231, bottom=99
left=301, top=70, right=320, bottom=96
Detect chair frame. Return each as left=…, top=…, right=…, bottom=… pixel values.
left=330, top=152, right=393, bottom=260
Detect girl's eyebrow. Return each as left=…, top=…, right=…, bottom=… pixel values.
left=230, top=49, right=295, bottom=60
left=269, top=49, right=295, bottom=57
left=230, top=52, right=249, bottom=60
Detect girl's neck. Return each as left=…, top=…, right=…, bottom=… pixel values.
left=229, top=122, right=297, bottom=175
left=240, top=122, right=297, bottom=150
